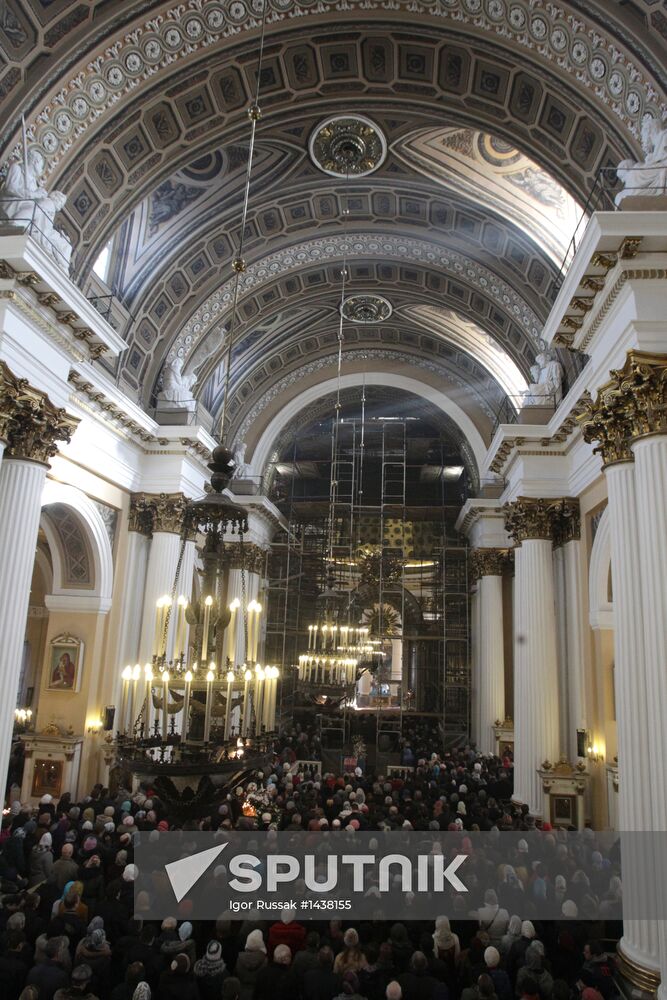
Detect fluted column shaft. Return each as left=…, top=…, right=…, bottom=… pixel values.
left=478, top=573, right=505, bottom=754
left=470, top=586, right=481, bottom=746
left=138, top=531, right=185, bottom=665
left=631, top=438, right=667, bottom=996
left=0, top=459, right=48, bottom=793
left=606, top=461, right=659, bottom=977
left=114, top=529, right=150, bottom=679
left=512, top=539, right=560, bottom=812
left=562, top=538, right=587, bottom=759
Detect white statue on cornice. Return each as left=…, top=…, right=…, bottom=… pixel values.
left=0, top=149, right=72, bottom=268
left=157, top=355, right=198, bottom=409
left=521, top=351, right=563, bottom=407
left=616, top=116, right=667, bottom=206
left=232, top=442, right=249, bottom=479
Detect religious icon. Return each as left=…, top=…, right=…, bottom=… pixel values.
left=46, top=635, right=83, bottom=692
left=31, top=759, right=63, bottom=798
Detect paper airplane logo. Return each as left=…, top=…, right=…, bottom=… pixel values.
left=165, top=843, right=228, bottom=902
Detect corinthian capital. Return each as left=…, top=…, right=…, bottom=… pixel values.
left=150, top=492, right=190, bottom=535
left=0, top=362, right=30, bottom=443
left=579, top=351, right=667, bottom=466
left=223, top=540, right=267, bottom=574
left=615, top=350, right=667, bottom=441
left=128, top=493, right=153, bottom=537
left=5, top=384, right=78, bottom=464
left=553, top=498, right=581, bottom=546
left=470, top=548, right=510, bottom=581
left=503, top=498, right=554, bottom=543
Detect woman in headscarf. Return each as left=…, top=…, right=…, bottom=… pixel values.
left=194, top=940, right=228, bottom=1000
left=334, top=929, right=368, bottom=975
left=515, top=942, right=554, bottom=999
left=28, top=832, right=53, bottom=887
left=433, top=915, right=461, bottom=962
left=234, top=929, right=267, bottom=1000
left=500, top=916, right=522, bottom=958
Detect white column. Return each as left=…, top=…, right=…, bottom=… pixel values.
left=606, top=460, right=660, bottom=981
left=0, top=459, right=48, bottom=793
left=562, top=537, right=587, bottom=760
left=470, top=584, right=480, bottom=746
left=113, top=527, right=149, bottom=691
left=139, top=531, right=185, bottom=664
left=632, top=436, right=667, bottom=996
left=552, top=544, right=570, bottom=756
left=166, top=539, right=195, bottom=662
left=512, top=538, right=560, bottom=814
left=478, top=571, right=505, bottom=755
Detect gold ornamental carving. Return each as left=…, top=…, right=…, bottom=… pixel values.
left=5, top=381, right=78, bottom=464
left=470, top=547, right=510, bottom=581
left=552, top=498, right=580, bottom=547
left=151, top=492, right=190, bottom=534
left=128, top=493, right=154, bottom=537
left=223, top=540, right=267, bottom=574
left=503, top=497, right=579, bottom=546
left=579, top=350, right=667, bottom=466
left=0, top=361, right=30, bottom=443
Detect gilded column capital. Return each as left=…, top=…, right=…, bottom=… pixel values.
left=470, top=547, right=511, bottom=581
left=503, top=497, right=555, bottom=544
left=615, top=350, right=667, bottom=442
left=0, top=362, right=30, bottom=443
left=578, top=351, right=667, bottom=465
left=5, top=385, right=78, bottom=465
left=149, top=492, right=190, bottom=535
left=553, top=498, right=581, bottom=547
left=223, top=540, right=268, bottom=574
left=128, top=493, right=153, bottom=537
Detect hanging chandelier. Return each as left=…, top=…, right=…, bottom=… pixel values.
left=116, top=1, right=280, bottom=752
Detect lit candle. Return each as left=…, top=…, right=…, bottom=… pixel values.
left=204, top=666, right=215, bottom=743
left=129, top=663, right=141, bottom=731
left=120, top=665, right=132, bottom=733
left=202, top=595, right=213, bottom=660
left=266, top=666, right=278, bottom=730
left=144, top=663, right=153, bottom=736
left=242, top=667, right=252, bottom=736
left=224, top=669, right=234, bottom=740
left=255, top=665, right=265, bottom=734
left=183, top=669, right=193, bottom=742
left=227, top=598, right=240, bottom=663
left=153, top=597, right=164, bottom=657
left=174, top=595, right=188, bottom=660
left=161, top=670, right=170, bottom=741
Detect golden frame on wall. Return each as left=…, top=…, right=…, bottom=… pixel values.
left=31, top=759, right=63, bottom=798
left=46, top=634, right=84, bottom=692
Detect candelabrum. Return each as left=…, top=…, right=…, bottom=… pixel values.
left=117, top=588, right=280, bottom=745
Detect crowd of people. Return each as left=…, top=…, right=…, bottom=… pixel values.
left=0, top=722, right=622, bottom=1000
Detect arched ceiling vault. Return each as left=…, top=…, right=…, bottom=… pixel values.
left=2, top=1, right=665, bottom=464
left=204, top=310, right=518, bottom=444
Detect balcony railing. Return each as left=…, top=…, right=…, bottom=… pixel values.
left=0, top=197, right=72, bottom=273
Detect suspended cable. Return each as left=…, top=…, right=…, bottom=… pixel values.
left=218, top=0, right=269, bottom=445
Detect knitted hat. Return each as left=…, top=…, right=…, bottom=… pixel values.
left=171, top=954, right=190, bottom=975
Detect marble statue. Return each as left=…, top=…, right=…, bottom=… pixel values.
left=616, top=116, right=667, bottom=206
left=521, top=352, right=563, bottom=407
left=157, top=355, right=198, bottom=409
left=0, top=149, right=72, bottom=268
left=232, top=442, right=249, bottom=479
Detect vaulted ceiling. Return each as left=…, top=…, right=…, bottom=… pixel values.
left=2, top=0, right=665, bottom=477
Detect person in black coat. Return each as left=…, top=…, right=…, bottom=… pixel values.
left=157, top=953, right=199, bottom=1000
left=0, top=929, right=30, bottom=1000
left=303, top=947, right=343, bottom=1000
left=26, top=938, right=70, bottom=1000
left=398, top=952, right=441, bottom=1000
